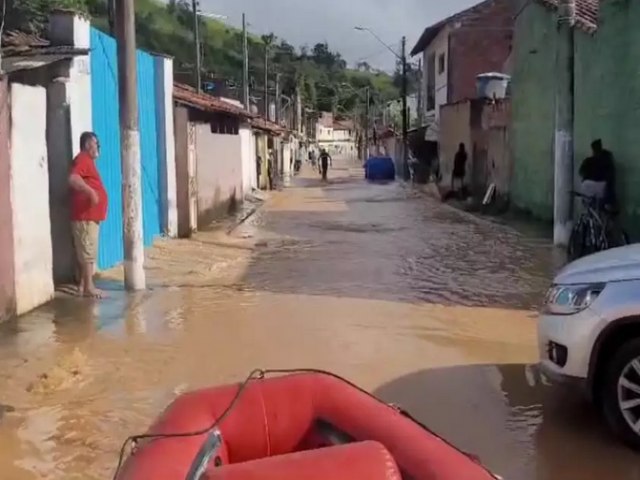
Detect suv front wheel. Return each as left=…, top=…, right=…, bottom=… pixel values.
left=602, top=338, right=640, bottom=450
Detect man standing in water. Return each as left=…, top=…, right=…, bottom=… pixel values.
left=319, top=148, right=332, bottom=181
left=69, top=132, right=108, bottom=298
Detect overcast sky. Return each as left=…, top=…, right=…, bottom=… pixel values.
left=199, top=0, right=481, bottom=71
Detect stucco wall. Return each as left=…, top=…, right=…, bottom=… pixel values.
left=155, top=57, right=177, bottom=237
left=240, top=124, right=257, bottom=194
left=195, top=125, right=242, bottom=225
left=573, top=0, right=640, bottom=237
left=439, top=101, right=472, bottom=185
left=0, top=79, right=15, bottom=321
left=510, top=1, right=557, bottom=220
left=10, top=84, right=54, bottom=315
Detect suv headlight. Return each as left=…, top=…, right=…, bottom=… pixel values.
left=544, top=283, right=605, bottom=315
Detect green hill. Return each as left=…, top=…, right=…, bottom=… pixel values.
left=6, top=0, right=401, bottom=117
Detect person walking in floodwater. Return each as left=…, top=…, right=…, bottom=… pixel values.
left=451, top=143, right=467, bottom=195
left=319, top=148, right=332, bottom=181
left=69, top=132, right=108, bottom=298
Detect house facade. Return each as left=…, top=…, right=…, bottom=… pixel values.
left=411, top=0, right=514, bottom=122
left=316, top=112, right=357, bottom=158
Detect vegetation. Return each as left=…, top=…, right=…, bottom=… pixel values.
left=5, top=0, right=409, bottom=118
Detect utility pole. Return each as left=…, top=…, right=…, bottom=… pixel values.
left=242, top=13, right=250, bottom=109
left=554, top=0, right=575, bottom=246
left=275, top=73, right=281, bottom=123
left=108, top=0, right=115, bottom=35
left=401, top=36, right=409, bottom=181
left=264, top=43, right=269, bottom=118
left=417, top=58, right=423, bottom=126
left=365, top=86, right=370, bottom=161
left=115, top=0, right=146, bottom=290
left=192, top=0, right=201, bottom=92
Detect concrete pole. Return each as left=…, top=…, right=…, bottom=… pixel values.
left=401, top=36, right=410, bottom=181
left=554, top=0, right=575, bottom=246
left=116, top=0, right=146, bottom=290
left=242, top=13, right=249, bottom=109
left=417, top=58, right=423, bottom=126
left=192, top=0, right=201, bottom=93
left=264, top=44, right=269, bottom=118
left=275, top=73, right=281, bottom=123
left=365, top=86, right=370, bottom=161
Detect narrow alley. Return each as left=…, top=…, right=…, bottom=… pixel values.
left=0, top=158, right=636, bottom=480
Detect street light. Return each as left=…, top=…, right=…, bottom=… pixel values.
left=355, top=26, right=409, bottom=180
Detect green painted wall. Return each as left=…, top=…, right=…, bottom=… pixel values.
left=574, top=0, right=640, bottom=238
left=510, top=2, right=557, bottom=221
left=512, top=0, right=640, bottom=237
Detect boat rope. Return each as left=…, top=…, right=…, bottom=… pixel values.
left=112, top=368, right=497, bottom=480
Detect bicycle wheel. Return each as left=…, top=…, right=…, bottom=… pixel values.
left=568, top=219, right=586, bottom=261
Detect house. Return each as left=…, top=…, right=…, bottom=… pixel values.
left=1, top=13, right=92, bottom=316
left=410, top=0, right=514, bottom=124
left=173, top=84, right=255, bottom=236
left=0, top=11, right=179, bottom=320
left=315, top=112, right=357, bottom=158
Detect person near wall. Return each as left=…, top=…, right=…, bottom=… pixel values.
left=69, top=132, right=108, bottom=298
left=579, top=139, right=617, bottom=210
left=267, top=149, right=274, bottom=190
left=451, top=143, right=467, bottom=194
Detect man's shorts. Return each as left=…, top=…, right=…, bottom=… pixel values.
left=71, top=221, right=99, bottom=264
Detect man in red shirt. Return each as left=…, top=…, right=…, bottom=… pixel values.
left=69, top=132, right=108, bottom=298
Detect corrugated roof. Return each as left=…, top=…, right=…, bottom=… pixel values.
left=173, top=83, right=253, bottom=118
left=537, top=0, right=599, bottom=33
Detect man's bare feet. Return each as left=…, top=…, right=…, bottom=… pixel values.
left=83, top=288, right=103, bottom=299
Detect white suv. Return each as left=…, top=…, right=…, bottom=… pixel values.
left=539, top=244, right=640, bottom=449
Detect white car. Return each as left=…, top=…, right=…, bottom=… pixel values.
left=539, top=244, right=640, bottom=449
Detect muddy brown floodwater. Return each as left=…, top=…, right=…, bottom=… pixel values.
left=0, top=158, right=638, bottom=479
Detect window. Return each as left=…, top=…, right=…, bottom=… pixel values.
left=438, top=53, right=446, bottom=75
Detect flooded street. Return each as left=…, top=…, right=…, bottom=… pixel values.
left=0, top=158, right=637, bottom=479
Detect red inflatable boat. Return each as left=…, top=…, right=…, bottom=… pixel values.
left=114, top=370, right=498, bottom=480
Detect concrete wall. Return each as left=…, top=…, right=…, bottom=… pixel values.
left=45, top=14, right=93, bottom=284
left=155, top=57, right=177, bottom=237
left=573, top=0, right=640, bottom=237
left=510, top=1, right=557, bottom=220
left=10, top=84, right=54, bottom=315
left=240, top=123, right=257, bottom=195
left=0, top=79, right=15, bottom=321
left=174, top=105, right=197, bottom=238
left=195, top=124, right=242, bottom=226
left=439, top=101, right=473, bottom=185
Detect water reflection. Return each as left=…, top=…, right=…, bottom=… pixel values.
left=374, top=364, right=640, bottom=480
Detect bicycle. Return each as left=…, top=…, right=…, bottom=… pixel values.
left=567, top=191, right=629, bottom=261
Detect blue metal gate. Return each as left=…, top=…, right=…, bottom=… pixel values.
left=90, top=28, right=162, bottom=270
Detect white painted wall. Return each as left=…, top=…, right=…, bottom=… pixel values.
left=155, top=57, right=178, bottom=237
left=10, top=84, right=54, bottom=315
left=239, top=123, right=256, bottom=195
left=422, top=27, right=450, bottom=120
left=195, top=126, right=243, bottom=225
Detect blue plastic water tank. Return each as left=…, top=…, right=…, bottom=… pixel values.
left=365, top=156, right=396, bottom=181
